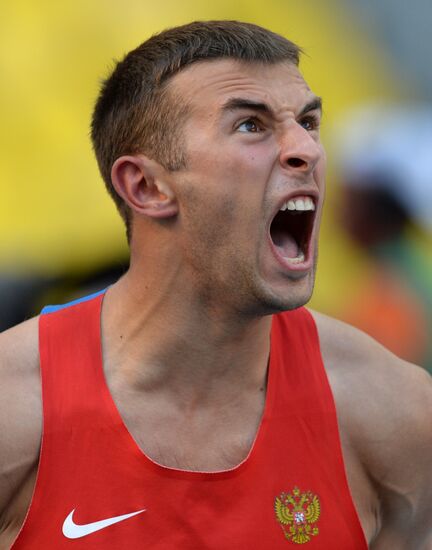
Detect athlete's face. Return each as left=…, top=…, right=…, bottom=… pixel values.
left=167, top=59, right=326, bottom=316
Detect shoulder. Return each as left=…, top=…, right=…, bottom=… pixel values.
left=309, top=309, right=432, bottom=543
left=308, top=309, right=432, bottom=422
left=0, top=317, right=42, bottom=516
left=0, top=316, right=40, bottom=394
left=0, top=315, right=40, bottom=372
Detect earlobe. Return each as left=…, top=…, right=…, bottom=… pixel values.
left=111, top=155, right=178, bottom=219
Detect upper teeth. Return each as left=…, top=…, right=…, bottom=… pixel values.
left=279, top=197, right=315, bottom=212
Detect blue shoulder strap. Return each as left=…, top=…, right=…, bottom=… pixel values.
left=41, top=288, right=107, bottom=315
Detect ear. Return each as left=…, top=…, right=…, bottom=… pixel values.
left=111, top=155, right=178, bottom=219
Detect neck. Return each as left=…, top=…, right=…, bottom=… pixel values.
left=101, top=265, right=272, bottom=406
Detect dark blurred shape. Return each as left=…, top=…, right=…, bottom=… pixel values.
left=334, top=104, right=432, bottom=372
left=341, top=181, right=409, bottom=249
left=0, top=259, right=128, bottom=332
left=0, top=275, right=54, bottom=331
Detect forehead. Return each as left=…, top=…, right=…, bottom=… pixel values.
left=168, top=59, right=316, bottom=118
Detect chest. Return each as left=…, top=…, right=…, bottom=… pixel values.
left=110, top=386, right=266, bottom=471
left=14, top=403, right=369, bottom=550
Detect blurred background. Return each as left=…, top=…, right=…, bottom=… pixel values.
left=1, top=0, right=431, bottom=371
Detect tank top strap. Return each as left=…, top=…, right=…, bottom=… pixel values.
left=39, top=289, right=110, bottom=430
left=270, top=307, right=332, bottom=414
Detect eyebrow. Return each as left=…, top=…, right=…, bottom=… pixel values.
left=221, top=96, right=323, bottom=118
left=222, top=97, right=274, bottom=116
left=298, top=97, right=323, bottom=118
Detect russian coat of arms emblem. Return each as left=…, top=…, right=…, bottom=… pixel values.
left=274, top=487, right=321, bottom=544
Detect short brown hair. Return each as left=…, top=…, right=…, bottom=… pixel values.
left=91, top=20, right=301, bottom=241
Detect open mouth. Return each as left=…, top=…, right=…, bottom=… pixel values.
left=269, top=196, right=316, bottom=265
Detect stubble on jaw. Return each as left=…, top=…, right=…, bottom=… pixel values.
left=175, top=182, right=319, bottom=319
left=176, top=184, right=245, bottom=306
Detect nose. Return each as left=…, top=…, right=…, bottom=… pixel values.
left=279, top=125, right=322, bottom=175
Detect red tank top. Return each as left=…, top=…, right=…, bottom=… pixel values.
left=12, top=290, right=367, bottom=548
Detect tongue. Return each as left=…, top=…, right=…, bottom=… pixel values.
left=271, top=228, right=300, bottom=258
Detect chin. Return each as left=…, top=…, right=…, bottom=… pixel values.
left=247, top=238, right=320, bottom=316
left=269, top=286, right=313, bottom=313
left=247, top=273, right=316, bottom=317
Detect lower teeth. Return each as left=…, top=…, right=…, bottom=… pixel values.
left=289, top=250, right=305, bottom=263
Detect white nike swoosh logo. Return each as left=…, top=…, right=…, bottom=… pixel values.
left=62, top=508, right=146, bottom=539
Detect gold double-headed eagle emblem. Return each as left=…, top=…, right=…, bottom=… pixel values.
left=274, top=487, right=321, bottom=544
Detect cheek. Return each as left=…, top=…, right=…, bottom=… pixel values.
left=314, top=153, right=327, bottom=190
left=179, top=140, right=274, bottom=237
left=179, top=183, right=237, bottom=246
left=188, top=137, right=272, bottom=180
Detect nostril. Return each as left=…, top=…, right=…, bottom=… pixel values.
left=287, top=157, right=307, bottom=169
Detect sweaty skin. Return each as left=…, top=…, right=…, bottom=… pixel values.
left=0, top=60, right=431, bottom=549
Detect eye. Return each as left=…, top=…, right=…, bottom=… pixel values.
left=237, top=118, right=263, bottom=133
left=299, top=115, right=320, bottom=132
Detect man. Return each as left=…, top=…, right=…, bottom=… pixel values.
left=0, top=21, right=431, bottom=549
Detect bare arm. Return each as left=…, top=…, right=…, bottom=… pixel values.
left=0, top=318, right=42, bottom=548
left=311, top=310, right=432, bottom=549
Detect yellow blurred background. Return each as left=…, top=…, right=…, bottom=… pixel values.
left=0, top=0, right=397, bottom=275
left=2, top=0, right=431, bottom=368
